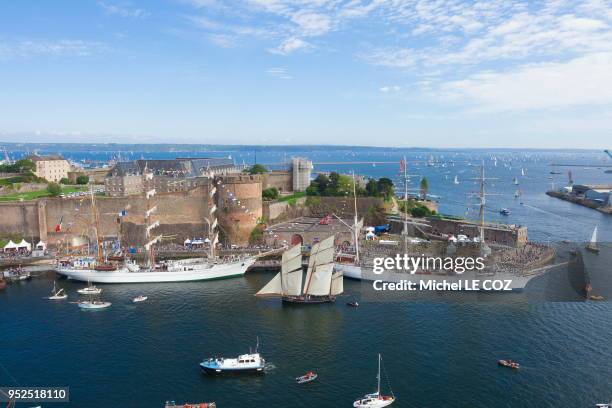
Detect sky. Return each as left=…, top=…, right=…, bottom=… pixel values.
left=0, top=0, right=611, bottom=148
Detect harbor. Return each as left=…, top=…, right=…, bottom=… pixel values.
left=1, top=146, right=611, bottom=408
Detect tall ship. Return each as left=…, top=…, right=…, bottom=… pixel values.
left=256, top=236, right=343, bottom=303
left=335, top=160, right=555, bottom=291
left=56, top=179, right=255, bottom=283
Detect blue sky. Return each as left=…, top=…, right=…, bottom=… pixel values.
left=0, top=0, right=611, bottom=148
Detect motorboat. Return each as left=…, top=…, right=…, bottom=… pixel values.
left=164, top=401, right=216, bottom=408
left=498, top=359, right=520, bottom=369
left=133, top=295, right=148, bottom=303
left=296, top=371, right=318, bottom=384
left=78, top=300, right=111, bottom=310
left=353, top=354, right=395, bottom=408
left=347, top=301, right=359, bottom=307
left=3, top=267, right=31, bottom=282
left=47, top=282, right=68, bottom=300
left=77, top=281, right=102, bottom=295
left=500, top=208, right=510, bottom=216
left=200, top=339, right=265, bottom=374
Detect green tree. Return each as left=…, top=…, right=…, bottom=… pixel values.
left=46, top=182, right=62, bottom=197
left=377, top=177, right=394, bottom=199
left=420, top=177, right=429, bottom=200
left=365, top=179, right=378, bottom=196
left=76, top=175, right=89, bottom=185
left=410, top=205, right=431, bottom=218
left=262, top=187, right=279, bottom=201
left=59, top=177, right=70, bottom=185
left=249, top=164, right=268, bottom=174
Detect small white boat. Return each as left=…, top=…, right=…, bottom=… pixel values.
left=200, top=338, right=265, bottom=374
left=595, top=403, right=611, bottom=408
left=78, top=300, right=111, bottom=310
left=586, top=226, right=599, bottom=253
left=77, top=281, right=102, bottom=295
left=453, top=175, right=459, bottom=184
left=296, top=371, right=318, bottom=384
left=47, top=282, right=68, bottom=300
left=353, top=354, right=395, bottom=408
left=133, top=295, right=148, bottom=303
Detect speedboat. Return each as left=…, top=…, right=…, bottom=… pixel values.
left=499, top=208, right=510, bottom=216
left=77, top=281, right=102, bottom=295
left=595, top=404, right=611, bottom=408
left=498, top=359, right=520, bottom=369
left=200, top=339, right=265, bottom=374
left=47, top=282, right=67, bottom=300
left=296, top=371, right=318, bottom=384
left=353, top=354, right=395, bottom=408
left=78, top=300, right=111, bottom=310
left=347, top=301, right=359, bottom=307
left=133, top=295, right=148, bottom=303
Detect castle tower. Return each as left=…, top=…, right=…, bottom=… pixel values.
left=292, top=157, right=312, bottom=192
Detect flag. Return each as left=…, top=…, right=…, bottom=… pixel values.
left=399, top=159, right=406, bottom=173
left=55, top=216, right=63, bottom=232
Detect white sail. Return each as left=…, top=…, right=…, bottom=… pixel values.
left=282, top=244, right=303, bottom=297
left=305, top=263, right=334, bottom=296
left=454, top=175, right=459, bottom=184
left=256, top=272, right=283, bottom=297
left=330, top=270, right=343, bottom=296
left=304, top=236, right=335, bottom=296
left=590, top=226, right=598, bottom=244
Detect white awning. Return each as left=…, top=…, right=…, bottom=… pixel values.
left=36, top=241, right=47, bottom=250
left=17, top=239, right=31, bottom=250
left=3, top=240, right=18, bottom=251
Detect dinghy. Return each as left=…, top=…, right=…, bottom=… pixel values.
left=296, top=371, right=318, bottom=384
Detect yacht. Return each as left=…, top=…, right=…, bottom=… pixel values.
left=77, top=280, right=102, bottom=295
left=353, top=354, right=395, bottom=408
left=200, top=340, right=265, bottom=374
left=78, top=299, right=111, bottom=310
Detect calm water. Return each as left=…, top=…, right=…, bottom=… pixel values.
left=1, top=147, right=611, bottom=407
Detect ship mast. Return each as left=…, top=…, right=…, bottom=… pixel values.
left=89, top=183, right=103, bottom=262
left=468, top=161, right=498, bottom=257
left=352, top=171, right=360, bottom=263
left=144, top=170, right=162, bottom=267
left=377, top=353, right=381, bottom=396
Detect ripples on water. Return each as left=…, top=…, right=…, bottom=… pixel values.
left=1, top=270, right=611, bottom=408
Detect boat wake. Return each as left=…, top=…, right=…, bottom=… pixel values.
left=264, top=363, right=277, bottom=372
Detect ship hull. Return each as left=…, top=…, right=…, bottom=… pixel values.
left=334, top=263, right=532, bottom=291
left=55, top=258, right=255, bottom=283
left=199, top=364, right=265, bottom=374
left=281, top=295, right=336, bottom=304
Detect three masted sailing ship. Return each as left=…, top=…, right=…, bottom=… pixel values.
left=256, top=236, right=343, bottom=304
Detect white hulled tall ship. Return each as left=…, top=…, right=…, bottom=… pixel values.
left=56, top=177, right=254, bottom=283
left=256, top=236, right=343, bottom=303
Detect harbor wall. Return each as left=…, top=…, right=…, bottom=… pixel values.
left=0, top=187, right=213, bottom=247
left=216, top=175, right=262, bottom=245
left=263, top=197, right=307, bottom=222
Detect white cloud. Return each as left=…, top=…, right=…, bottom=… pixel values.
left=0, top=39, right=107, bottom=60
left=379, top=85, right=401, bottom=93
left=437, top=52, right=612, bottom=112
left=266, top=67, right=292, bottom=79
left=269, top=37, right=311, bottom=55
left=98, top=1, right=148, bottom=18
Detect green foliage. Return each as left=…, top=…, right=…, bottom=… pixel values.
left=59, top=177, right=70, bottom=185
left=420, top=177, right=429, bottom=200
left=0, top=159, right=35, bottom=174
left=376, top=177, right=394, bottom=199
left=46, top=182, right=62, bottom=197
left=399, top=199, right=434, bottom=218
left=262, top=187, right=279, bottom=201
left=306, top=172, right=393, bottom=198
left=249, top=164, right=268, bottom=174
left=249, top=224, right=265, bottom=244
left=305, top=196, right=322, bottom=207
left=76, top=175, right=89, bottom=185
left=277, top=191, right=305, bottom=202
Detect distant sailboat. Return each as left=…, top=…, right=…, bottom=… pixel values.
left=256, top=236, right=342, bottom=304
left=453, top=175, right=459, bottom=185
left=586, top=226, right=599, bottom=253
left=513, top=177, right=519, bottom=185
left=514, top=189, right=521, bottom=198
left=47, top=282, right=67, bottom=300
left=353, top=354, right=395, bottom=408
left=521, top=168, right=526, bottom=176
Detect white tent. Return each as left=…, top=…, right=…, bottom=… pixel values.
left=3, top=240, right=18, bottom=252
left=36, top=241, right=47, bottom=250
left=17, top=239, right=31, bottom=251
left=184, top=238, right=192, bottom=246
left=204, top=238, right=211, bottom=244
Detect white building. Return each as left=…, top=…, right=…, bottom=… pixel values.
left=292, top=157, right=312, bottom=192
left=29, top=155, right=71, bottom=182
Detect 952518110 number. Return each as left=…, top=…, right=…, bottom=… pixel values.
left=0, top=387, right=69, bottom=402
